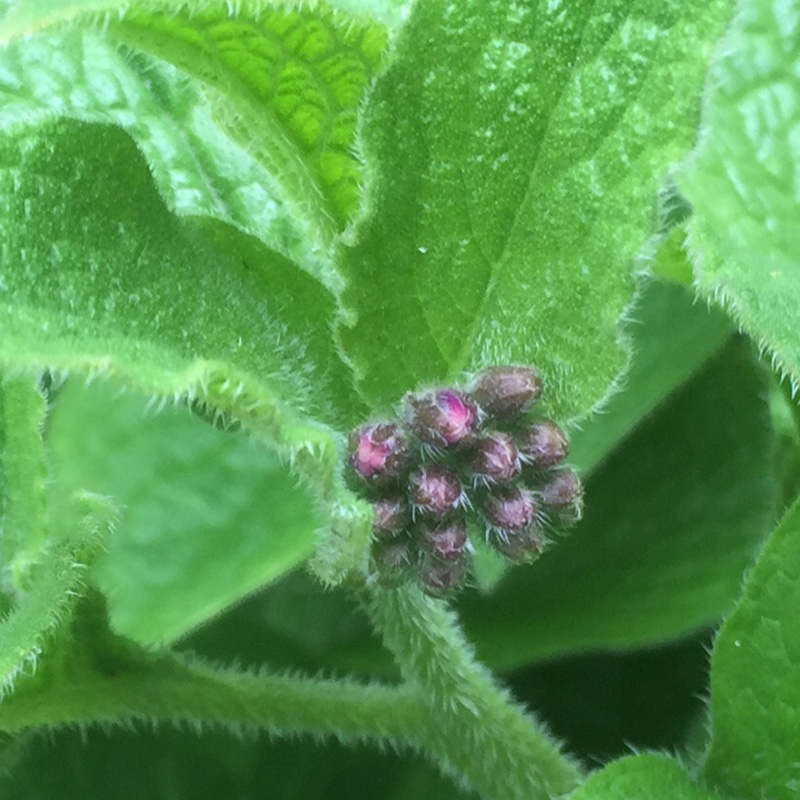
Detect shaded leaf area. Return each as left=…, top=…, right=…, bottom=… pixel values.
left=45, top=379, right=318, bottom=646
left=460, top=336, right=774, bottom=669
left=1, top=728, right=419, bottom=800
left=702, top=497, right=800, bottom=800
left=0, top=0, right=387, bottom=237
left=569, top=754, right=715, bottom=800
left=680, top=0, right=800, bottom=384
left=340, top=0, right=735, bottom=420
left=0, top=30, right=337, bottom=285
left=323, top=335, right=775, bottom=676
left=569, top=279, right=731, bottom=473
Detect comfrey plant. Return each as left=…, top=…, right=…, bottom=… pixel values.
left=0, top=0, right=798, bottom=799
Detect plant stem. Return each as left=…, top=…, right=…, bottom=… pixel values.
left=0, top=651, right=426, bottom=747
left=367, top=585, right=583, bottom=800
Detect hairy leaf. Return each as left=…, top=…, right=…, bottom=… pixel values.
left=569, top=754, right=715, bottom=800
left=702, top=497, right=800, bottom=799
left=0, top=0, right=387, bottom=239
left=340, top=0, right=736, bottom=419
left=680, top=0, right=800, bottom=384
left=0, top=120, right=370, bottom=585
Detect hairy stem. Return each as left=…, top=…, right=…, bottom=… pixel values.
left=367, top=585, right=583, bottom=800
left=0, top=651, right=426, bottom=747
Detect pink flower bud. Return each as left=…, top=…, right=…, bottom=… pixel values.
left=347, top=422, right=410, bottom=485
left=540, top=469, right=583, bottom=526
left=469, top=365, right=542, bottom=420
left=405, top=389, right=478, bottom=448
left=408, top=463, right=463, bottom=518
left=491, top=526, right=544, bottom=562
left=418, top=555, right=468, bottom=597
left=517, top=420, right=569, bottom=468
left=470, top=431, right=521, bottom=484
left=418, top=519, right=468, bottom=561
left=482, top=486, right=538, bottom=532
left=372, top=495, right=411, bottom=538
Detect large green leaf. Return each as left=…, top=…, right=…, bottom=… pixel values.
left=46, top=380, right=319, bottom=645
left=0, top=0, right=388, bottom=239
left=339, top=0, right=736, bottom=419
left=702, top=497, right=800, bottom=799
left=0, top=120, right=370, bottom=585
left=680, top=0, right=800, bottom=384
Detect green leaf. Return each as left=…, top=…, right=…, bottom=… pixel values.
left=569, top=279, right=731, bottom=473
left=0, top=27, right=339, bottom=286
left=702, top=497, right=800, bottom=799
left=0, top=376, right=48, bottom=589
left=569, top=754, right=715, bottom=800
left=680, top=0, right=800, bottom=384
left=0, top=0, right=388, bottom=238
left=339, top=0, right=736, bottom=419
left=459, top=336, right=775, bottom=670
left=0, top=119, right=370, bottom=585
left=46, top=380, right=320, bottom=645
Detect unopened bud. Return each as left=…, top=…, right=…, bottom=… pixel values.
left=540, top=469, right=583, bottom=526
left=418, top=555, right=468, bottom=597
left=470, top=431, right=520, bottom=484
left=348, top=422, right=410, bottom=485
left=418, top=519, right=468, bottom=561
left=408, top=463, right=463, bottom=518
left=469, top=366, right=542, bottom=420
left=482, top=486, right=537, bottom=532
left=517, top=420, right=568, bottom=468
left=405, top=389, right=478, bottom=448
left=372, top=495, right=411, bottom=538
left=491, top=525, right=544, bottom=562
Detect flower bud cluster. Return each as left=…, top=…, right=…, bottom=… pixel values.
left=346, top=366, right=582, bottom=597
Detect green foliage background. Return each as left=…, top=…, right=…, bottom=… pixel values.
left=0, top=0, right=798, bottom=797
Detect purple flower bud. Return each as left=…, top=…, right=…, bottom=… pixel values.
left=517, top=420, right=569, bottom=468
left=418, top=555, right=468, bottom=597
left=540, top=469, right=583, bottom=526
left=405, top=389, right=478, bottom=448
left=482, top=486, right=538, bottom=532
left=469, top=365, right=542, bottom=420
left=408, top=463, right=463, bottom=519
left=418, top=519, right=468, bottom=561
left=372, top=495, right=411, bottom=539
left=348, top=422, right=410, bottom=485
left=470, top=431, right=520, bottom=484
left=491, top=526, right=544, bottom=562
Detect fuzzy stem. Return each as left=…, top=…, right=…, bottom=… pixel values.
left=367, top=585, right=583, bottom=800
left=0, top=652, right=426, bottom=747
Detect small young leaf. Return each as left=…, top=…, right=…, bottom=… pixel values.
left=340, top=0, right=736, bottom=419
left=680, top=0, right=800, bottom=385
left=702, top=498, right=800, bottom=800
